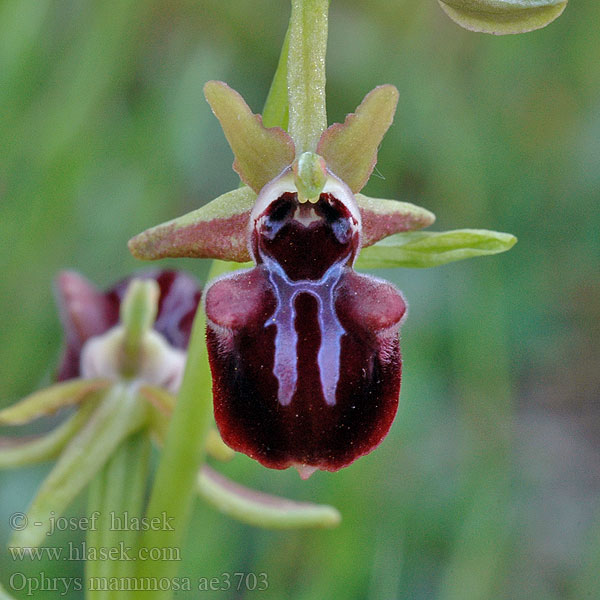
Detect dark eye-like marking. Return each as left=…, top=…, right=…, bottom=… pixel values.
left=317, top=194, right=352, bottom=244
left=260, top=193, right=296, bottom=240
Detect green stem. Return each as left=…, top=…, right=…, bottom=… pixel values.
left=136, top=260, right=237, bottom=598
left=86, top=432, right=151, bottom=600
left=287, top=0, right=329, bottom=154
left=262, top=26, right=290, bottom=130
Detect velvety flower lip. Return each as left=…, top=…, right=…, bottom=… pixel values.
left=56, top=270, right=201, bottom=381
left=206, top=265, right=406, bottom=474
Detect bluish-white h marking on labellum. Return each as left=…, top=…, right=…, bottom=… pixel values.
left=264, top=256, right=345, bottom=407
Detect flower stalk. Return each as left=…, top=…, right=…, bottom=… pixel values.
left=135, top=261, right=236, bottom=593
left=287, top=0, right=329, bottom=153
left=86, top=431, right=151, bottom=599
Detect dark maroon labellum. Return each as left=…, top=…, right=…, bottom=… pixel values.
left=55, top=270, right=201, bottom=381
left=206, top=172, right=406, bottom=473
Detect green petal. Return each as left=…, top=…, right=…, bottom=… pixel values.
left=438, top=0, right=567, bottom=34
left=0, top=379, right=110, bottom=425
left=287, top=0, right=329, bottom=154
left=0, top=401, right=98, bottom=469
left=356, top=193, right=436, bottom=247
left=355, top=229, right=517, bottom=269
left=204, top=81, right=295, bottom=192
left=318, top=85, right=399, bottom=193
left=128, top=187, right=256, bottom=263
left=198, top=466, right=341, bottom=529
left=10, top=384, right=147, bottom=548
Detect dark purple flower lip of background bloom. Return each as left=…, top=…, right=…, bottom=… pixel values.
left=55, top=270, right=201, bottom=382
left=205, top=171, right=407, bottom=475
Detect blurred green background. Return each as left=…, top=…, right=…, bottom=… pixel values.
left=1, top=1, right=599, bottom=598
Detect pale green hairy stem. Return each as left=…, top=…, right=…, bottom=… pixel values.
left=86, top=461, right=107, bottom=596
left=136, top=260, right=239, bottom=597
left=287, top=0, right=329, bottom=153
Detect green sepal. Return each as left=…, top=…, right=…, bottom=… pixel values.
left=128, top=187, right=256, bottom=263
left=0, top=379, right=110, bottom=425
left=355, top=229, right=517, bottom=269
left=204, top=81, right=295, bottom=192
left=0, top=401, right=98, bottom=469
left=318, top=85, right=399, bottom=193
left=10, top=384, right=147, bottom=548
left=356, top=193, right=436, bottom=247
left=198, top=466, right=341, bottom=529
left=438, top=0, right=567, bottom=34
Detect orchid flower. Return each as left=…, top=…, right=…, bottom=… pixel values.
left=129, top=4, right=515, bottom=478
left=0, top=271, right=200, bottom=547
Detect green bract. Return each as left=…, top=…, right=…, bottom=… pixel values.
left=439, top=0, right=568, bottom=34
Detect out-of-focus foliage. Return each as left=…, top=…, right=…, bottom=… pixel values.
left=1, top=1, right=598, bottom=599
